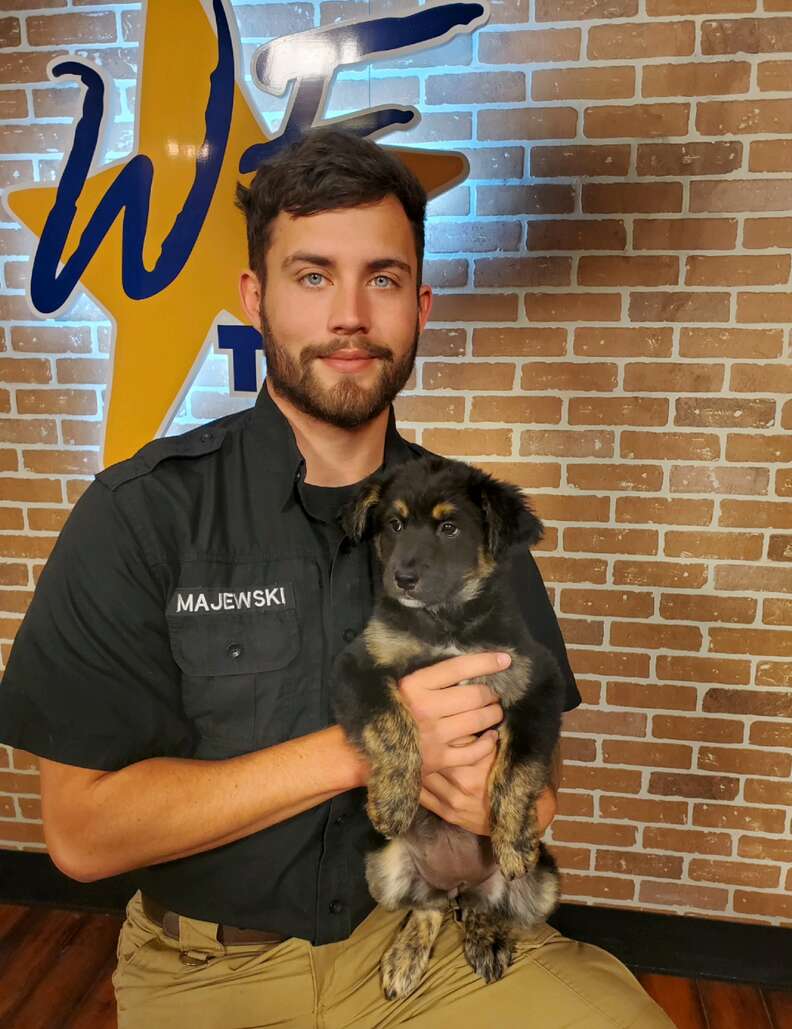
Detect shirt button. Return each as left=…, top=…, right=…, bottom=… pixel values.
left=227, top=643, right=242, bottom=660
left=200, top=430, right=213, bottom=443
left=328, top=899, right=344, bottom=914
left=342, top=628, right=356, bottom=643
left=334, top=814, right=345, bottom=826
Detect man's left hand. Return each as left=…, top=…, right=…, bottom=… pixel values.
left=419, top=733, right=558, bottom=838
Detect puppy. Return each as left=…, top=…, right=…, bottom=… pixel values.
left=332, top=455, right=566, bottom=1000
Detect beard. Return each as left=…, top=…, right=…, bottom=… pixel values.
left=259, top=308, right=418, bottom=430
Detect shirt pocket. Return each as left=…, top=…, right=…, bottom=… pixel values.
left=167, top=609, right=301, bottom=754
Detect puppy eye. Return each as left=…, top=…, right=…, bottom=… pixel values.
left=389, top=518, right=403, bottom=533
left=439, top=521, right=459, bottom=537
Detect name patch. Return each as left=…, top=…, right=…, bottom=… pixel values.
left=168, top=584, right=294, bottom=615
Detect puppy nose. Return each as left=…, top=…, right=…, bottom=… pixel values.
left=395, top=570, right=419, bottom=591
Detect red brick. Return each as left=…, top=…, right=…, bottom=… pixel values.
left=649, top=771, right=739, bottom=801
left=637, top=142, right=741, bottom=176
left=588, top=20, right=695, bottom=59
left=694, top=803, right=786, bottom=833
left=628, top=292, right=730, bottom=323
left=0, top=419, right=57, bottom=445
left=533, top=66, right=634, bottom=101
left=16, top=389, right=98, bottom=416
left=634, top=217, right=737, bottom=250
left=689, top=255, right=790, bottom=286
left=611, top=621, right=702, bottom=651
left=426, top=71, right=525, bottom=105
left=531, top=145, right=630, bottom=178
left=0, top=50, right=68, bottom=85
left=519, top=429, right=614, bottom=459
left=704, top=686, right=792, bottom=716
left=569, top=465, right=664, bottom=493
left=658, top=658, right=748, bottom=683
left=475, top=257, right=571, bottom=288
left=644, top=61, right=750, bottom=97
left=478, top=107, right=577, bottom=141
left=700, top=746, right=792, bottom=778
left=479, top=28, right=581, bottom=64
left=644, top=826, right=732, bottom=855
left=660, top=593, right=756, bottom=624
left=562, top=874, right=635, bottom=901
left=600, top=796, right=688, bottom=824
left=596, top=850, right=683, bottom=878
left=565, top=527, right=659, bottom=557
left=584, top=104, right=689, bottom=139
left=578, top=255, right=678, bottom=287
left=524, top=294, right=621, bottom=322
left=651, top=0, right=755, bottom=10
left=22, top=450, right=99, bottom=475
left=535, top=0, right=637, bottom=18
left=607, top=738, right=696, bottom=770
left=720, top=499, right=792, bottom=529
left=676, top=393, right=775, bottom=427
left=477, top=185, right=574, bottom=216
left=702, top=17, right=792, bottom=55
left=653, top=715, right=743, bottom=743
left=27, top=12, right=116, bottom=45
left=692, top=179, right=792, bottom=212
left=584, top=183, right=682, bottom=213
left=422, top=428, right=511, bottom=457
left=429, top=294, right=518, bottom=323
left=738, top=836, right=792, bottom=862
left=670, top=466, right=769, bottom=496
left=614, top=560, right=708, bottom=588
left=519, top=362, right=618, bottom=393
left=0, top=359, right=51, bottom=384
left=423, top=362, right=515, bottom=392
left=623, top=430, right=720, bottom=461
left=734, top=891, right=792, bottom=921
left=526, top=219, right=626, bottom=251
left=472, top=327, right=565, bottom=358
left=698, top=98, right=792, bottom=134
left=640, top=881, right=728, bottom=912
left=617, top=496, right=714, bottom=527
left=605, top=684, right=697, bottom=713
left=471, top=396, right=562, bottom=424
left=679, top=328, right=783, bottom=360
left=552, top=819, right=636, bottom=847
left=574, top=327, right=673, bottom=360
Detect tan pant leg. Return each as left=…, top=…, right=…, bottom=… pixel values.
left=314, top=906, right=676, bottom=1029
left=112, top=891, right=317, bottom=1029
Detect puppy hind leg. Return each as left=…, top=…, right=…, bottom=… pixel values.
left=461, top=905, right=515, bottom=985
left=381, top=908, right=444, bottom=1001
left=505, top=844, right=561, bottom=930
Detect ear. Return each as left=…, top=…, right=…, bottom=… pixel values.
left=342, top=477, right=386, bottom=542
left=475, top=473, right=544, bottom=558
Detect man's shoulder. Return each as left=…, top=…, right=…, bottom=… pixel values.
left=96, top=408, right=252, bottom=493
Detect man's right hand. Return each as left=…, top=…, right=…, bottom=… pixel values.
left=397, top=652, right=510, bottom=776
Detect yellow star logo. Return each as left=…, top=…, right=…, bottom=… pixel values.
left=4, top=0, right=470, bottom=466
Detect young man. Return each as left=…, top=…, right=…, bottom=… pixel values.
left=0, top=130, right=672, bottom=1027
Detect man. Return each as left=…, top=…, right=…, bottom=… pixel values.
left=0, top=129, right=672, bottom=1027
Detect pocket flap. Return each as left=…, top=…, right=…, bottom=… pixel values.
left=168, top=611, right=299, bottom=676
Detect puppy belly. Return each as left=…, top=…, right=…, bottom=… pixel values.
left=406, top=822, right=496, bottom=893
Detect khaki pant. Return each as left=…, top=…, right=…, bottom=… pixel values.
left=113, top=890, right=674, bottom=1028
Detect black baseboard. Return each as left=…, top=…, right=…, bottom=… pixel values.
left=1, top=850, right=789, bottom=989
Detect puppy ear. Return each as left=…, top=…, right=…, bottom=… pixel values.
left=342, top=478, right=385, bottom=542
left=475, top=473, right=544, bottom=557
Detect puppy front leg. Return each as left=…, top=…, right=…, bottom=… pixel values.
left=333, top=648, right=422, bottom=838
left=488, top=726, right=547, bottom=881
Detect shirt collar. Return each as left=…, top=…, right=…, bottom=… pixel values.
left=249, top=379, right=417, bottom=512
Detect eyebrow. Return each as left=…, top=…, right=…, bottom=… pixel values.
left=282, top=252, right=413, bottom=276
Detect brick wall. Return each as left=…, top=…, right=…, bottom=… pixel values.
left=0, top=1, right=790, bottom=926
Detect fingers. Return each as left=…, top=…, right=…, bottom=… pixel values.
left=438, top=731, right=498, bottom=768
left=403, top=652, right=511, bottom=692
left=431, top=683, right=500, bottom=718
left=439, top=703, right=503, bottom=744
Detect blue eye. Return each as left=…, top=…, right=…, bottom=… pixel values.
left=372, top=275, right=395, bottom=288
left=302, top=272, right=325, bottom=287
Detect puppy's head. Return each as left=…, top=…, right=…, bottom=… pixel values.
left=343, top=457, right=543, bottom=610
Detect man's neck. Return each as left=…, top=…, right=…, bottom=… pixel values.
left=266, top=380, right=390, bottom=487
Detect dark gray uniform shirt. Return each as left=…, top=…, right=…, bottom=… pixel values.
left=0, top=382, right=580, bottom=945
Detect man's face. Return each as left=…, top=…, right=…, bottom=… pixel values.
left=241, top=195, right=432, bottom=429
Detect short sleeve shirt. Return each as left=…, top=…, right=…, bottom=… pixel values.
left=0, top=382, right=580, bottom=945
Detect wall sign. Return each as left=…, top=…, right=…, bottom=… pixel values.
left=4, top=0, right=490, bottom=466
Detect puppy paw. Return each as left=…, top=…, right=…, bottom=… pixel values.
left=381, top=936, right=430, bottom=1000
left=463, top=931, right=514, bottom=984
left=492, top=833, right=539, bottom=881
left=367, top=793, right=419, bottom=839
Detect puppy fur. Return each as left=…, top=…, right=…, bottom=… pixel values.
left=332, top=455, right=566, bottom=999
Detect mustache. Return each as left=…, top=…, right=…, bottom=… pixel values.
left=300, top=338, right=394, bottom=366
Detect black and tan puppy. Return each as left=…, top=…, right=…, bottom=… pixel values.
left=332, top=455, right=566, bottom=1000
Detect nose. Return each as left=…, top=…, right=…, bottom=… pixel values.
left=329, top=283, right=371, bottom=336
left=395, top=569, right=419, bottom=592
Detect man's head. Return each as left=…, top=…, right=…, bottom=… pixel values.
left=236, top=130, right=432, bottom=429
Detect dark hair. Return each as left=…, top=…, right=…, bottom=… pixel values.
left=235, top=128, right=427, bottom=287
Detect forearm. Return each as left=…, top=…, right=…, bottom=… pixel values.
left=59, top=726, right=368, bottom=882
